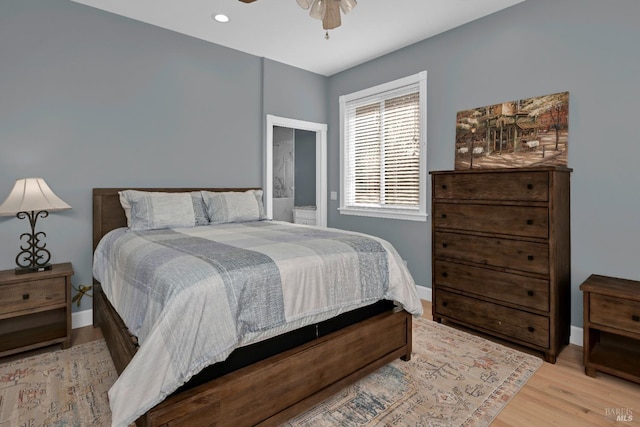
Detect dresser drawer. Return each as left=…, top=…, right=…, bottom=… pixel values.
left=590, top=294, right=640, bottom=334
left=435, top=289, right=550, bottom=348
left=0, top=277, right=66, bottom=316
left=433, top=203, right=548, bottom=238
left=434, top=260, right=549, bottom=311
left=434, top=231, right=549, bottom=275
left=433, top=171, right=549, bottom=202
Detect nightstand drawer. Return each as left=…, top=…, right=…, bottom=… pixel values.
left=433, top=203, right=549, bottom=238
left=434, top=231, right=549, bottom=275
left=590, top=294, right=640, bottom=334
left=433, top=171, right=549, bottom=202
left=0, top=277, right=66, bottom=316
left=435, top=289, right=550, bottom=348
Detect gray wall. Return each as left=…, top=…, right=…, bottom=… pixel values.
left=262, top=59, right=327, bottom=124
left=327, top=0, right=640, bottom=327
left=0, top=0, right=325, bottom=312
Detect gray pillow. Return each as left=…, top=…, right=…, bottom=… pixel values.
left=202, top=190, right=266, bottom=224
left=119, top=190, right=208, bottom=230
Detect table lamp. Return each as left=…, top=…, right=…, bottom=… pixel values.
left=0, top=178, right=71, bottom=274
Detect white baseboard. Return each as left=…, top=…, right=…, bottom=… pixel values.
left=72, top=309, right=93, bottom=329
left=416, top=285, right=583, bottom=348
left=570, top=325, right=583, bottom=347
left=416, top=284, right=432, bottom=302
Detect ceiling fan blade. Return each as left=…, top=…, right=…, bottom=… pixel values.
left=323, top=0, right=341, bottom=29
left=297, top=0, right=312, bottom=10
left=309, top=0, right=326, bottom=20
left=339, top=0, right=357, bottom=14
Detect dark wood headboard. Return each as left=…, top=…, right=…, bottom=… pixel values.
left=92, top=187, right=260, bottom=251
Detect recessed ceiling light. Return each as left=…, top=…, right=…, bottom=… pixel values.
left=212, top=13, right=229, bottom=23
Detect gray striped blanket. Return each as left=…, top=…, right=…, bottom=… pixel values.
left=93, top=221, right=422, bottom=426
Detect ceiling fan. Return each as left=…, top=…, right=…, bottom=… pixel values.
left=238, top=0, right=357, bottom=31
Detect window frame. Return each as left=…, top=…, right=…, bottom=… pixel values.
left=339, top=71, right=428, bottom=221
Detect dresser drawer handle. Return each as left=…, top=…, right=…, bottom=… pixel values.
left=633, top=315, right=640, bottom=322
left=441, top=213, right=447, bottom=218
left=442, top=272, right=448, bottom=278
left=442, top=301, right=448, bottom=307
left=442, top=184, right=447, bottom=190
left=527, top=184, right=533, bottom=190
left=528, top=326, right=535, bottom=332
left=442, top=243, right=448, bottom=248
left=527, top=255, right=534, bottom=261
left=526, top=219, right=534, bottom=225
left=23, top=293, right=30, bottom=300
left=527, top=290, right=534, bottom=296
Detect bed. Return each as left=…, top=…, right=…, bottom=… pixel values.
left=92, top=187, right=422, bottom=426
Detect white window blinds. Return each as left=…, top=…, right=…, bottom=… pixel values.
left=340, top=71, right=427, bottom=221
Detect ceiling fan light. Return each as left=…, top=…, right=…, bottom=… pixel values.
left=213, top=13, right=230, bottom=23
left=309, top=0, right=326, bottom=20
left=296, top=0, right=312, bottom=10
left=339, top=0, right=357, bottom=14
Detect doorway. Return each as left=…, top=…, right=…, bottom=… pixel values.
left=265, top=115, right=327, bottom=227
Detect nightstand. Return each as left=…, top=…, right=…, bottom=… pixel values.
left=580, top=274, right=640, bottom=384
left=0, top=262, right=73, bottom=357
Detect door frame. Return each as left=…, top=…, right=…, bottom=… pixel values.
left=265, top=114, right=327, bottom=227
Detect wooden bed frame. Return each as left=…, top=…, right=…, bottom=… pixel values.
left=92, top=187, right=413, bottom=426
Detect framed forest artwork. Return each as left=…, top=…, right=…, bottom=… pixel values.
left=455, top=91, right=569, bottom=170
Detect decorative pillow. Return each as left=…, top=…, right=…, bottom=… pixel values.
left=119, top=190, right=209, bottom=230
left=202, top=189, right=266, bottom=224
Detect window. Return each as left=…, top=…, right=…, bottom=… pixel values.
left=339, top=71, right=427, bottom=221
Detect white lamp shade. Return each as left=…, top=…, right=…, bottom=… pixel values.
left=0, top=178, right=71, bottom=216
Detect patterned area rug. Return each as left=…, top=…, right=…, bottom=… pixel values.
left=285, top=318, right=543, bottom=426
left=0, top=318, right=542, bottom=426
left=0, top=340, right=115, bottom=426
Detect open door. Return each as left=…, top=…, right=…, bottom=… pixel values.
left=265, top=115, right=327, bottom=227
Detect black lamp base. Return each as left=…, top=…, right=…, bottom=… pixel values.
left=14, top=210, right=53, bottom=275
left=15, top=264, right=52, bottom=275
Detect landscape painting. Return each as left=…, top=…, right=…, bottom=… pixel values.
left=455, top=91, right=569, bottom=170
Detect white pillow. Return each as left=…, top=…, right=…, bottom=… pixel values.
left=201, top=190, right=266, bottom=224
left=119, top=190, right=208, bottom=230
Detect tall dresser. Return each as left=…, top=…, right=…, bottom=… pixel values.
left=430, top=166, right=571, bottom=363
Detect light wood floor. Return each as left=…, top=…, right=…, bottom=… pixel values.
left=3, top=301, right=638, bottom=426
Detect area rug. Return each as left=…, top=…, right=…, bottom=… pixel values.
left=0, top=339, right=115, bottom=426
left=284, top=318, right=543, bottom=427
left=0, top=318, right=542, bottom=426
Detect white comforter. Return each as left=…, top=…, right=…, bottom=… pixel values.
left=93, top=221, right=423, bottom=426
